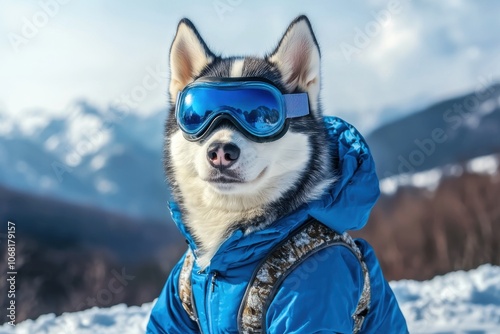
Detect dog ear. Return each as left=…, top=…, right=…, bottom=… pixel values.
left=169, top=18, right=215, bottom=102
left=268, top=16, right=321, bottom=108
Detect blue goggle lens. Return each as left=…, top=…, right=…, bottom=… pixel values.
left=176, top=80, right=309, bottom=141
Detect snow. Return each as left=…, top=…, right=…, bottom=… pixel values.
left=1, top=265, right=499, bottom=333
left=467, top=155, right=499, bottom=175
left=391, top=264, right=500, bottom=333
left=465, top=95, right=498, bottom=129
left=0, top=303, right=152, bottom=334
left=95, top=178, right=118, bottom=194
left=380, top=168, right=443, bottom=195
left=410, top=168, right=443, bottom=190
left=17, top=113, right=50, bottom=137
left=90, top=154, right=108, bottom=171
left=43, top=135, right=60, bottom=152
left=380, top=153, right=500, bottom=195
left=0, top=117, right=14, bottom=136
left=478, top=99, right=497, bottom=116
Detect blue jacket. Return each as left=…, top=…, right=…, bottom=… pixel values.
left=147, top=117, right=408, bottom=333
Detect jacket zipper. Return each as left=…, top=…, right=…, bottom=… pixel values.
left=206, top=271, right=218, bottom=334
left=190, top=287, right=203, bottom=333
left=211, top=271, right=218, bottom=292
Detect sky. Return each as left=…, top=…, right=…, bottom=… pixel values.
left=1, top=0, right=499, bottom=132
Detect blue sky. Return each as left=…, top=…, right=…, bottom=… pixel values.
left=1, top=0, right=499, bottom=132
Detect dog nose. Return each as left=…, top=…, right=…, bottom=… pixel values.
left=207, top=142, right=240, bottom=168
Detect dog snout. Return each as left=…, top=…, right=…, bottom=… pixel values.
left=207, top=142, right=240, bottom=169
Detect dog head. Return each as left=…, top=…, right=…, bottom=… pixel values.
left=165, top=16, right=334, bottom=232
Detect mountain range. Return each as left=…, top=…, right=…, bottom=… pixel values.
left=0, top=84, right=499, bottom=222
left=0, top=101, right=170, bottom=221
left=367, top=84, right=500, bottom=178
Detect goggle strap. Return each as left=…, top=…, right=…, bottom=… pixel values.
left=284, top=93, right=310, bottom=118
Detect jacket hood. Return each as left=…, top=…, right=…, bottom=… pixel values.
left=307, top=116, right=380, bottom=232
left=168, top=116, right=380, bottom=272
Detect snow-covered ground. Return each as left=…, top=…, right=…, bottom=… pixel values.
left=392, top=264, right=500, bottom=333
left=1, top=264, right=499, bottom=333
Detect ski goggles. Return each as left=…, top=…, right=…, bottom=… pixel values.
left=175, top=77, right=310, bottom=142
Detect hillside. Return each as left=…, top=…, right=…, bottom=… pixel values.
left=0, top=186, right=185, bottom=322
left=355, top=154, right=500, bottom=280
left=367, top=84, right=500, bottom=178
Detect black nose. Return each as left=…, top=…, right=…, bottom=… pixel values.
left=207, top=142, right=240, bottom=168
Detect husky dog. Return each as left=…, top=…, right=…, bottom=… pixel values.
left=165, top=16, right=334, bottom=269
left=149, top=15, right=408, bottom=334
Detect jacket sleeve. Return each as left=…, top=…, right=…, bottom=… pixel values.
left=354, top=239, right=409, bottom=333
left=265, top=246, right=363, bottom=334
left=147, top=253, right=200, bottom=334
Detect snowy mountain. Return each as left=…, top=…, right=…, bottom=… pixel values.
left=0, top=101, right=170, bottom=220
left=1, top=264, right=498, bottom=333
left=367, top=84, right=500, bottom=179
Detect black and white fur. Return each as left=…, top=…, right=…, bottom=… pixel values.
left=165, top=16, right=337, bottom=269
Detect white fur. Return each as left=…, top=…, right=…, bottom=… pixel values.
left=169, top=127, right=311, bottom=269
left=230, top=59, right=245, bottom=77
